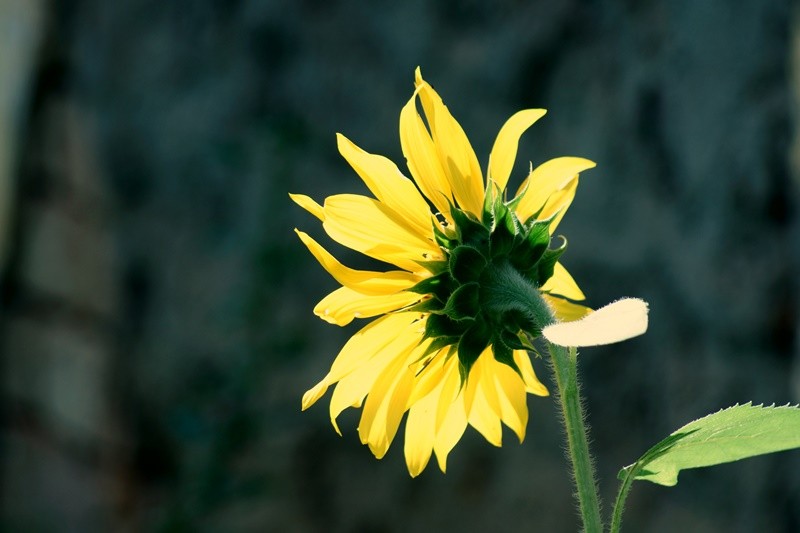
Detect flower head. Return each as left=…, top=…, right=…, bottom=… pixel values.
left=293, top=68, right=597, bottom=476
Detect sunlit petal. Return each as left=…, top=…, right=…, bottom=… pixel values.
left=295, top=230, right=420, bottom=295
left=314, top=286, right=422, bottom=326
left=515, top=157, right=595, bottom=223
left=488, top=109, right=547, bottom=192
left=414, top=68, right=484, bottom=216
left=323, top=194, right=441, bottom=272
left=337, top=134, right=433, bottom=239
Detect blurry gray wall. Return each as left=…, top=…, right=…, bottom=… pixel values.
left=1, top=1, right=799, bottom=532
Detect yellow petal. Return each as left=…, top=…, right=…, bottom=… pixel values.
left=493, top=359, right=529, bottom=443
left=406, top=346, right=449, bottom=406
left=359, top=346, right=417, bottom=459
left=432, top=370, right=469, bottom=472
left=543, top=298, right=649, bottom=347
left=414, top=68, right=484, bottom=216
left=513, top=350, right=549, bottom=396
left=488, top=109, right=547, bottom=193
left=337, top=134, right=433, bottom=240
left=314, top=286, right=422, bottom=326
left=329, top=325, right=422, bottom=434
left=465, top=352, right=503, bottom=447
left=325, top=313, right=420, bottom=385
left=289, top=193, right=325, bottom=221
left=323, top=194, right=440, bottom=272
left=302, top=313, right=419, bottom=412
left=514, top=157, right=595, bottom=223
left=541, top=293, right=593, bottom=322
left=295, top=230, right=419, bottom=295
left=540, top=262, right=586, bottom=301
left=400, top=93, right=453, bottom=219
left=404, top=386, right=439, bottom=477
left=538, top=177, right=578, bottom=234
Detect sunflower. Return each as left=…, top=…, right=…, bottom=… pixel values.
left=292, top=68, right=598, bottom=477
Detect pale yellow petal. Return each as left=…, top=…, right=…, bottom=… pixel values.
left=514, top=157, right=595, bottom=222
left=488, top=109, right=547, bottom=192
left=323, top=194, right=440, bottom=272
left=493, top=359, right=529, bottom=443
left=329, top=325, right=422, bottom=434
left=295, top=230, right=420, bottom=295
left=513, top=350, right=549, bottom=396
left=543, top=298, right=649, bottom=347
left=540, top=262, right=585, bottom=301
left=400, top=93, right=453, bottom=218
left=289, top=193, right=325, bottom=221
left=314, top=286, right=422, bottom=326
left=337, top=134, right=433, bottom=239
left=414, top=68, right=484, bottom=216
left=404, top=386, right=439, bottom=477
left=541, top=294, right=593, bottom=322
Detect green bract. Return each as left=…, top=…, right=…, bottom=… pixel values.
left=408, top=186, right=565, bottom=381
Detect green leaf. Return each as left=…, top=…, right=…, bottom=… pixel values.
left=619, top=403, right=800, bottom=487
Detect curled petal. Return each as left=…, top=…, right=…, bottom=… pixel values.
left=543, top=298, right=649, bottom=347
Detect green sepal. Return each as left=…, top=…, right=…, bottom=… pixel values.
left=489, top=204, right=520, bottom=259
left=450, top=204, right=490, bottom=250
left=415, top=259, right=449, bottom=275
left=419, top=335, right=460, bottom=360
left=535, top=237, right=567, bottom=285
left=425, top=312, right=470, bottom=340
left=432, top=220, right=457, bottom=250
left=481, top=180, right=500, bottom=226
left=498, top=328, right=530, bottom=351
left=443, top=282, right=480, bottom=320
left=449, top=245, right=487, bottom=284
left=491, top=338, right=522, bottom=376
left=404, top=296, right=446, bottom=314
left=457, top=319, right=492, bottom=382
left=407, top=272, right=453, bottom=300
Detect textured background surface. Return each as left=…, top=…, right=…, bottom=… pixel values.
left=1, top=1, right=799, bottom=531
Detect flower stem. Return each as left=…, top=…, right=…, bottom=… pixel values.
left=547, top=343, right=604, bottom=533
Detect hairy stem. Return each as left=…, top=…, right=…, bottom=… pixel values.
left=547, top=343, right=604, bottom=533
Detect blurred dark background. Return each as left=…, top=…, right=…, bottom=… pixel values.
left=1, top=0, right=799, bottom=531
